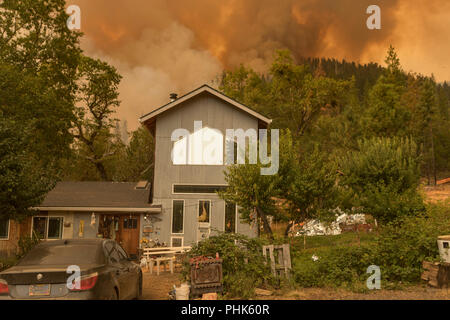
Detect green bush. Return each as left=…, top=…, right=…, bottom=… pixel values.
left=293, top=245, right=374, bottom=289
left=372, top=201, right=450, bottom=283
left=292, top=202, right=450, bottom=289
left=182, top=232, right=273, bottom=298
left=17, top=234, right=41, bottom=259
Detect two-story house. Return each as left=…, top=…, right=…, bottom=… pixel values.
left=139, top=84, right=272, bottom=247
left=0, top=85, right=271, bottom=258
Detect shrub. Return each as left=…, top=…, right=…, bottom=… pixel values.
left=182, top=232, right=273, bottom=298
left=16, top=234, right=41, bottom=259
left=293, top=245, right=374, bottom=289
left=372, top=201, right=450, bottom=283
left=339, top=136, right=425, bottom=223
left=292, top=202, right=450, bottom=289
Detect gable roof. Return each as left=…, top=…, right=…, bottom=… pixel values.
left=139, top=84, right=272, bottom=125
left=34, top=182, right=161, bottom=213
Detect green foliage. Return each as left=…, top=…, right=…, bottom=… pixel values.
left=218, top=131, right=284, bottom=236
left=339, top=136, right=425, bottom=223
left=0, top=256, right=17, bottom=272
left=371, top=202, right=450, bottom=283
left=291, top=202, right=450, bottom=289
left=71, top=56, right=123, bottom=181
left=293, top=245, right=373, bottom=289
left=0, top=0, right=82, bottom=162
left=17, top=233, right=41, bottom=259
left=182, top=232, right=273, bottom=298
left=0, top=116, right=55, bottom=220
left=111, top=127, right=154, bottom=182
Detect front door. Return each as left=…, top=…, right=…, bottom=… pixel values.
left=117, top=215, right=140, bottom=257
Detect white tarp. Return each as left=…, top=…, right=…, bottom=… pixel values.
left=295, top=212, right=367, bottom=237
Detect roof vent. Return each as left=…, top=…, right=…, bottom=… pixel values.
left=170, top=93, right=178, bottom=101
left=135, top=181, right=149, bottom=190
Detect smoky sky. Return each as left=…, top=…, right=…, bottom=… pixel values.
left=66, top=0, right=450, bottom=129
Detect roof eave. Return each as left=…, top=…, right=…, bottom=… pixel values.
left=139, top=85, right=272, bottom=125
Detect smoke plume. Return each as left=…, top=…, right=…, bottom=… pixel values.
left=67, top=0, right=450, bottom=129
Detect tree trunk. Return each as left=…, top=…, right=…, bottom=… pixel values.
left=284, top=221, right=294, bottom=238
left=430, top=126, right=437, bottom=186
left=95, top=162, right=108, bottom=181
left=256, top=206, right=273, bottom=239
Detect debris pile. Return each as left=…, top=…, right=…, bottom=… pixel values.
left=294, top=213, right=367, bottom=237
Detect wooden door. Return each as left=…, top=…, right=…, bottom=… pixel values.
left=117, top=215, right=140, bottom=257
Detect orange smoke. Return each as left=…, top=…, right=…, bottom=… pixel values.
left=66, top=0, right=450, bottom=128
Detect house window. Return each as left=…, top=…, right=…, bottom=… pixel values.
left=32, top=217, right=63, bottom=240
left=0, top=219, right=9, bottom=240
left=172, top=200, right=184, bottom=234
left=123, top=218, right=138, bottom=229
left=171, top=237, right=184, bottom=248
left=173, top=185, right=228, bottom=194
left=225, top=202, right=236, bottom=233
left=198, top=200, right=211, bottom=224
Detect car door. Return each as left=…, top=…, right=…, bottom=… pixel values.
left=104, top=241, right=130, bottom=299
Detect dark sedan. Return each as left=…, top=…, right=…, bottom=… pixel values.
left=0, top=239, right=142, bottom=300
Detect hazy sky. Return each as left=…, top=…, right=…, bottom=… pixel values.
left=67, top=0, right=450, bottom=129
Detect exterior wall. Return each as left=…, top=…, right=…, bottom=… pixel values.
left=151, top=92, right=257, bottom=246
left=0, top=220, right=23, bottom=258
left=0, top=217, right=33, bottom=258
left=73, top=212, right=99, bottom=239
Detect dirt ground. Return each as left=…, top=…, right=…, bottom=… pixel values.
left=424, top=183, right=450, bottom=203
left=256, top=287, right=450, bottom=300
left=140, top=265, right=183, bottom=300
left=140, top=268, right=450, bottom=300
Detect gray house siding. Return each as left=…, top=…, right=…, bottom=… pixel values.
left=151, top=92, right=257, bottom=246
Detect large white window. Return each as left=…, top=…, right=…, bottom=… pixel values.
left=0, top=219, right=10, bottom=240
left=171, top=200, right=184, bottom=234
left=32, top=216, right=63, bottom=240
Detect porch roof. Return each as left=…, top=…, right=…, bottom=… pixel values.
left=34, top=182, right=161, bottom=213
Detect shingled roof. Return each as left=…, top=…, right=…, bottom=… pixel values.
left=35, top=182, right=161, bottom=213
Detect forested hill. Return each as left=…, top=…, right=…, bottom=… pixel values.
left=300, top=57, right=450, bottom=105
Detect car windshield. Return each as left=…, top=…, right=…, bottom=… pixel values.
left=18, top=243, right=105, bottom=266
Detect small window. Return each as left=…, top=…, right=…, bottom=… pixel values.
left=173, top=185, right=227, bottom=194
left=123, top=218, right=137, bottom=229
left=171, top=237, right=183, bottom=248
left=32, top=217, right=47, bottom=239
left=47, top=217, right=63, bottom=239
left=172, top=200, right=184, bottom=234
left=0, top=219, right=9, bottom=240
left=198, top=200, right=211, bottom=224
left=32, top=217, right=63, bottom=240
left=225, top=202, right=236, bottom=233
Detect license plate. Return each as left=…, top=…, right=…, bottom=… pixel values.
left=29, top=284, right=51, bottom=296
